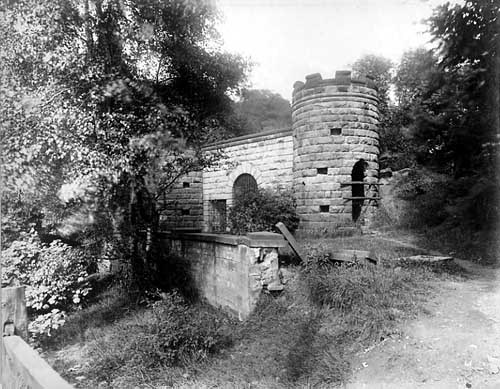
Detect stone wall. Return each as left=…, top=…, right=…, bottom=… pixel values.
left=160, top=71, right=380, bottom=235
left=202, top=128, right=293, bottom=232
left=162, top=128, right=294, bottom=232
left=160, top=171, right=203, bottom=231
left=292, top=71, right=380, bottom=234
left=160, top=231, right=286, bottom=319
left=1, top=335, right=74, bottom=389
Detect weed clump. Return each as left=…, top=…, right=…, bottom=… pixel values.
left=86, top=291, right=235, bottom=383
left=302, top=249, right=429, bottom=343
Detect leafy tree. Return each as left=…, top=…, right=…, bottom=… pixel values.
left=376, top=48, right=440, bottom=170
left=230, top=89, right=292, bottom=136
left=424, top=0, right=499, bottom=175
left=352, top=54, right=406, bottom=169
left=352, top=54, right=394, bottom=112
left=394, top=48, right=439, bottom=109
left=0, top=0, right=247, bottom=286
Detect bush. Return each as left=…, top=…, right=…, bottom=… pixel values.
left=228, top=188, right=299, bottom=234
left=86, top=291, right=234, bottom=381
left=1, top=230, right=93, bottom=340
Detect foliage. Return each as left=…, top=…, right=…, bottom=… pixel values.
left=28, top=310, right=67, bottom=341
left=394, top=47, right=439, bottom=109
left=0, top=0, right=248, bottom=286
left=228, top=188, right=299, bottom=234
left=422, top=0, right=499, bottom=174
left=230, top=89, right=292, bottom=136
left=302, top=249, right=430, bottom=343
left=85, top=291, right=234, bottom=383
left=352, top=54, right=393, bottom=113
left=1, top=230, right=92, bottom=339
left=44, top=233, right=466, bottom=388
left=378, top=48, right=439, bottom=170
left=352, top=54, right=405, bottom=169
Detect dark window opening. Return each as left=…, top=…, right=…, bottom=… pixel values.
left=209, top=200, right=227, bottom=233
left=351, top=159, right=368, bottom=222
left=181, top=209, right=190, bottom=216
left=317, top=167, right=328, bottom=175
left=319, top=205, right=330, bottom=213
left=183, top=182, right=190, bottom=188
left=233, top=173, right=258, bottom=203
left=330, top=128, right=342, bottom=135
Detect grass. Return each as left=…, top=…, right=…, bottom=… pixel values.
left=44, top=233, right=467, bottom=388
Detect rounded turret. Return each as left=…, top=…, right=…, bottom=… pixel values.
left=292, top=70, right=380, bottom=235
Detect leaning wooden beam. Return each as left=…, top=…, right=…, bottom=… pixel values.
left=275, top=222, right=305, bottom=262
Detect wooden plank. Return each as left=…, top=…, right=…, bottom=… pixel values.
left=1, top=287, right=28, bottom=340
left=340, top=182, right=385, bottom=185
left=275, top=222, right=305, bottom=262
left=330, top=249, right=377, bottom=265
left=343, top=196, right=381, bottom=200
left=398, top=255, right=453, bottom=263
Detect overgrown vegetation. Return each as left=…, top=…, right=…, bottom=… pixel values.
left=228, top=188, right=299, bottom=234
left=84, top=291, right=235, bottom=384
left=1, top=230, right=93, bottom=341
left=378, top=167, right=498, bottom=263
left=302, top=249, right=428, bottom=343
left=44, top=235, right=465, bottom=388
left=353, top=1, right=499, bottom=266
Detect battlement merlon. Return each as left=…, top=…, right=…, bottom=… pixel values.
left=292, top=70, right=378, bottom=101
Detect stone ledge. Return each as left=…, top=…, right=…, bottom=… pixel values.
left=203, top=128, right=292, bottom=151
left=158, top=231, right=286, bottom=248
left=2, top=335, right=74, bottom=389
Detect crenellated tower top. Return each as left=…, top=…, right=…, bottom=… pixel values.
left=292, top=70, right=378, bottom=104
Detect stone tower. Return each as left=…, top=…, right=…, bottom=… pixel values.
left=292, top=70, right=380, bottom=235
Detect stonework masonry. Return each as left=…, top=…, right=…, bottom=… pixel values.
left=161, top=171, right=203, bottom=231
left=162, top=70, right=380, bottom=235
left=292, top=71, right=380, bottom=234
left=160, top=232, right=286, bottom=319
left=202, top=129, right=293, bottom=231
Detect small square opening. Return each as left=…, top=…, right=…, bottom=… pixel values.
left=317, top=167, right=328, bottom=175
left=330, top=128, right=342, bottom=135
left=319, top=205, right=330, bottom=213
left=183, top=182, right=190, bottom=188
left=181, top=209, right=190, bottom=216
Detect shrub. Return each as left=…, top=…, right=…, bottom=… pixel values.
left=1, top=230, right=92, bottom=340
left=86, top=291, right=234, bottom=381
left=228, top=188, right=299, bottom=234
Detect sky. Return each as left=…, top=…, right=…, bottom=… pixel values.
left=216, top=0, right=451, bottom=100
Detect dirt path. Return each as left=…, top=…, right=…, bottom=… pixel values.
left=346, top=259, right=500, bottom=389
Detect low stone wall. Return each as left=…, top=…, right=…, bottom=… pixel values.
left=1, top=335, right=73, bottom=389
left=159, top=231, right=286, bottom=319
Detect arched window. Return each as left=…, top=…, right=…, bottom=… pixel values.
left=233, top=173, right=258, bottom=203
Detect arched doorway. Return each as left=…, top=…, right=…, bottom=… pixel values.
left=351, top=159, right=367, bottom=222
left=233, top=173, right=258, bottom=203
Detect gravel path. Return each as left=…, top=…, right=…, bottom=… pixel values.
left=346, top=259, right=500, bottom=389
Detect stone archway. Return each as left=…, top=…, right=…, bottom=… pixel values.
left=351, top=159, right=367, bottom=222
